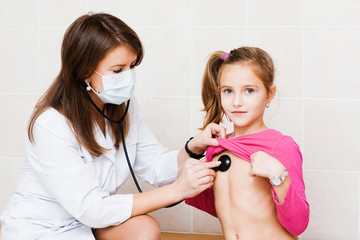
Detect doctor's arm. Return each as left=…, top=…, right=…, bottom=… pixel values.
left=131, top=159, right=220, bottom=217
left=29, top=115, right=138, bottom=228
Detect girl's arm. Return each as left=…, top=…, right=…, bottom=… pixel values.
left=250, top=137, right=309, bottom=236
left=249, top=151, right=290, bottom=204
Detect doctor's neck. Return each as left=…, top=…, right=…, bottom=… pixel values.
left=87, top=92, right=106, bottom=118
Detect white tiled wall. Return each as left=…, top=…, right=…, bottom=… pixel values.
left=1, top=0, right=359, bottom=239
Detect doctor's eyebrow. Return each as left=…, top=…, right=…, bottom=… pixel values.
left=110, top=64, right=126, bottom=68
left=110, top=60, right=137, bottom=68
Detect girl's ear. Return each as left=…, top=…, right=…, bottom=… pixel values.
left=267, top=85, right=276, bottom=103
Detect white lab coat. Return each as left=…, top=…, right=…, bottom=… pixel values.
left=0, top=97, right=179, bottom=240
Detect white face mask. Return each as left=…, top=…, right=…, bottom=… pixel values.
left=86, top=69, right=136, bottom=105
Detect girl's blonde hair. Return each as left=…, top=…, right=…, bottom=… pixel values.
left=201, top=46, right=275, bottom=130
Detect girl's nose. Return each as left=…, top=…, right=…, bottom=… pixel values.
left=233, top=94, right=243, bottom=107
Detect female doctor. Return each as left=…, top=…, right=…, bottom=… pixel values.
left=0, top=13, right=225, bottom=240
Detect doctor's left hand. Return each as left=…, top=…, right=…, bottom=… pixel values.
left=188, top=123, right=226, bottom=156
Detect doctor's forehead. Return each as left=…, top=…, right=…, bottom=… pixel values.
left=98, top=45, right=137, bottom=67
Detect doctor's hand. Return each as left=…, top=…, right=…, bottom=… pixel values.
left=248, top=151, right=285, bottom=179
left=188, top=123, right=226, bottom=156
left=174, top=158, right=220, bottom=200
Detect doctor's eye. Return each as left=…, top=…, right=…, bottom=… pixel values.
left=113, top=68, right=123, bottom=73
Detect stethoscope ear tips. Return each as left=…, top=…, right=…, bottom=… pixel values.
left=212, top=154, right=231, bottom=172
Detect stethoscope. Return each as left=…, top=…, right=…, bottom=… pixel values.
left=82, top=83, right=181, bottom=208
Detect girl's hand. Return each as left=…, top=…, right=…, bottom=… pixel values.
left=175, top=158, right=221, bottom=199
left=249, top=151, right=285, bottom=179
left=187, top=123, right=226, bottom=155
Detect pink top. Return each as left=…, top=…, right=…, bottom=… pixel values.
left=185, top=129, right=309, bottom=236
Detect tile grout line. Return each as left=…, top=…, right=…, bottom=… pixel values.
left=2, top=24, right=360, bottom=31
left=37, top=0, right=41, bottom=94
left=190, top=0, right=194, bottom=233
left=128, top=24, right=360, bottom=29
left=132, top=94, right=360, bottom=101
left=1, top=92, right=359, bottom=101
left=246, top=0, right=249, bottom=43
left=189, top=0, right=194, bottom=138
left=305, top=169, right=360, bottom=174
left=301, top=0, right=305, bottom=156
left=358, top=175, right=360, bottom=239
left=0, top=157, right=24, bottom=161
left=136, top=0, right=140, bottom=26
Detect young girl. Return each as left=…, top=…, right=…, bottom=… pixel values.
left=186, top=47, right=309, bottom=239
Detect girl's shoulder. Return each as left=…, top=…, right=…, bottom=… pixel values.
left=229, top=129, right=300, bottom=153
left=261, top=129, right=300, bottom=151
left=268, top=129, right=298, bottom=147
left=257, top=128, right=285, bottom=139
left=268, top=130, right=302, bottom=161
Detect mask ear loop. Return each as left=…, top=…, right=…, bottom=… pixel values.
left=85, top=81, right=99, bottom=94
left=94, top=70, right=103, bottom=77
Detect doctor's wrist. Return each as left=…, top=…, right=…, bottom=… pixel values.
left=185, top=137, right=205, bottom=159
left=171, top=181, right=187, bottom=202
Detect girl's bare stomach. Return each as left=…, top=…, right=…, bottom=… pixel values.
left=212, top=151, right=297, bottom=240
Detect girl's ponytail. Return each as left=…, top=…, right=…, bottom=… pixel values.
left=201, top=51, right=225, bottom=130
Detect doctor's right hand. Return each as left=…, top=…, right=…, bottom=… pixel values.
left=174, top=158, right=221, bottom=200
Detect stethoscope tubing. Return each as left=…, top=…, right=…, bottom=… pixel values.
left=83, top=87, right=182, bottom=208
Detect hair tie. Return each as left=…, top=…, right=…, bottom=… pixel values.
left=221, top=52, right=229, bottom=61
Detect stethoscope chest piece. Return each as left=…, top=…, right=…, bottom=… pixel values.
left=213, top=154, right=231, bottom=172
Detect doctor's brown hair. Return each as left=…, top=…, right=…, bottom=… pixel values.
left=28, top=13, right=143, bottom=156
left=201, top=47, right=274, bottom=130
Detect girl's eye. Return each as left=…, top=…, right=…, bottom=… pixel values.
left=245, top=88, right=254, bottom=94
left=224, top=89, right=232, bottom=94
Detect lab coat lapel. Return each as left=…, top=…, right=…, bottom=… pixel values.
left=94, top=123, right=117, bottom=164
